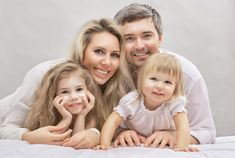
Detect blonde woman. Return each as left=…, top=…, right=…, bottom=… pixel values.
left=0, top=18, right=134, bottom=149
left=96, top=53, right=198, bottom=152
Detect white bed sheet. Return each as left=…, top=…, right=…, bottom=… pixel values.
left=0, top=136, right=234, bottom=158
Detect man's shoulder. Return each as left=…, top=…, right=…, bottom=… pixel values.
left=25, top=58, right=66, bottom=79
left=160, top=48, right=202, bottom=80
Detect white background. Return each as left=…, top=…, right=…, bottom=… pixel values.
left=0, top=0, right=234, bottom=136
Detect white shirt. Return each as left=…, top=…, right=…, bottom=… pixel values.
left=0, top=59, right=65, bottom=140
left=114, top=90, right=187, bottom=137
left=160, top=49, right=216, bottom=144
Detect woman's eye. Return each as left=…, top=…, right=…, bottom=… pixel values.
left=94, top=49, right=104, bottom=54
left=111, top=52, right=120, bottom=59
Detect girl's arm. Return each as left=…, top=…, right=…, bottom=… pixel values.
left=96, top=111, right=123, bottom=150
left=72, top=90, right=94, bottom=135
left=173, top=112, right=198, bottom=152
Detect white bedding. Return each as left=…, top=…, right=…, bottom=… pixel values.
left=0, top=136, right=234, bottom=158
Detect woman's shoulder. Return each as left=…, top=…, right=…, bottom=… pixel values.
left=22, top=58, right=66, bottom=84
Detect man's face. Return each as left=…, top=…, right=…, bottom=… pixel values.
left=120, top=17, right=163, bottom=67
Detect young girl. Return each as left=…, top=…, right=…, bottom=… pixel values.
left=96, top=53, right=198, bottom=152
left=24, top=60, right=103, bottom=138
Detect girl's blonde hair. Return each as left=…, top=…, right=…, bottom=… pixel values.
left=24, top=60, right=104, bottom=130
left=137, top=53, right=184, bottom=102
left=70, top=18, right=135, bottom=123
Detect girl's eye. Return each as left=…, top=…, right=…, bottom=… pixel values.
left=165, top=80, right=172, bottom=84
left=61, top=90, right=69, bottom=94
left=76, top=88, right=83, bottom=92
left=149, top=77, right=157, bottom=81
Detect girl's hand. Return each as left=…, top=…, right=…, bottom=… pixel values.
left=53, top=96, right=72, bottom=119
left=79, top=90, right=95, bottom=117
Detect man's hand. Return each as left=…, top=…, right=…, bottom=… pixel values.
left=144, top=131, right=175, bottom=148
left=113, top=130, right=146, bottom=147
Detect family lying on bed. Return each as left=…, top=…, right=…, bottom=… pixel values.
left=0, top=3, right=215, bottom=152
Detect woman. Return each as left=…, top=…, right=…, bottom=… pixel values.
left=0, top=18, right=134, bottom=149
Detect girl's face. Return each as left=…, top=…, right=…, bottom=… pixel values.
left=83, top=32, right=120, bottom=85
left=142, top=71, right=176, bottom=110
left=56, top=72, right=87, bottom=115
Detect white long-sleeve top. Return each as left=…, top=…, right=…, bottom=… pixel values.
left=0, top=58, right=65, bottom=140
left=0, top=49, right=216, bottom=144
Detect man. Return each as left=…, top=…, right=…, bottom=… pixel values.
left=113, top=3, right=216, bottom=148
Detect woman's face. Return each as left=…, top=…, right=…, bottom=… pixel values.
left=83, top=32, right=120, bottom=85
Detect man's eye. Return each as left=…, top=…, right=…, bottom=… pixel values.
left=143, top=34, right=152, bottom=39
left=125, top=36, right=135, bottom=42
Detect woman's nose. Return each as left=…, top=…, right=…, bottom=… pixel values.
left=101, top=55, right=111, bottom=66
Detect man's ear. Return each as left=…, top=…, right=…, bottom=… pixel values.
left=159, top=35, right=163, bottom=45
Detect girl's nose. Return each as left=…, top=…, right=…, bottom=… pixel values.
left=70, top=92, right=78, bottom=101
left=156, top=82, right=163, bottom=89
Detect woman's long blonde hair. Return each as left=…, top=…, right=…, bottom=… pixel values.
left=137, top=53, right=184, bottom=102
left=70, top=18, right=135, bottom=125
left=24, top=60, right=104, bottom=130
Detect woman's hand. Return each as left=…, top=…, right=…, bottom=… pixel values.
left=63, top=129, right=99, bottom=149
left=22, top=125, right=72, bottom=145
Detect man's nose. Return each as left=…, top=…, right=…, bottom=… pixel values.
left=134, top=38, right=145, bottom=50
